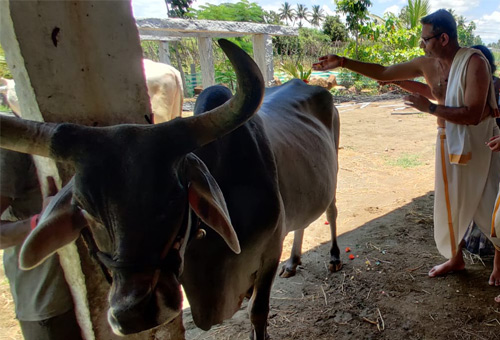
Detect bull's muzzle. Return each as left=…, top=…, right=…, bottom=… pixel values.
left=108, top=294, right=182, bottom=335
left=107, top=271, right=183, bottom=335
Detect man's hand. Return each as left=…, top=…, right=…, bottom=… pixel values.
left=404, top=93, right=433, bottom=113
left=0, top=176, right=59, bottom=249
left=41, top=176, right=58, bottom=212
left=313, top=54, right=343, bottom=71
left=487, top=135, right=500, bottom=152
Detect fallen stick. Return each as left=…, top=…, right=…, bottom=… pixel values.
left=320, top=286, right=328, bottom=306
left=406, top=264, right=424, bottom=272
left=377, top=308, right=385, bottom=331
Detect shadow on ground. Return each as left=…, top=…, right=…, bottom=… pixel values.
left=184, top=192, right=500, bottom=340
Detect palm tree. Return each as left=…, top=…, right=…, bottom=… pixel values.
left=264, top=10, right=283, bottom=25
left=400, top=0, right=430, bottom=47
left=311, top=5, right=326, bottom=28
left=401, top=0, right=430, bottom=28
left=296, top=4, right=310, bottom=28
left=279, top=2, right=295, bottom=26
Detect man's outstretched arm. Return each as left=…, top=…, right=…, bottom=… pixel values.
left=313, top=55, right=425, bottom=82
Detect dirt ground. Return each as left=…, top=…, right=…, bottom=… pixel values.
left=2, top=97, right=500, bottom=340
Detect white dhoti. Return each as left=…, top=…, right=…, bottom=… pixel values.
left=492, top=183, right=500, bottom=246
left=433, top=47, right=500, bottom=258
left=434, top=120, right=500, bottom=258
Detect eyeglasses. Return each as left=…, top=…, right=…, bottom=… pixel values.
left=420, top=33, right=442, bottom=45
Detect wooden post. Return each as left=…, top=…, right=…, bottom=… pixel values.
left=253, top=34, right=274, bottom=85
left=197, top=37, right=215, bottom=90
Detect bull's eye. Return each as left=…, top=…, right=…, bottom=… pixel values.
left=196, top=229, right=207, bottom=239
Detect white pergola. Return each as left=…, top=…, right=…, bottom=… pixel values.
left=136, top=18, right=299, bottom=88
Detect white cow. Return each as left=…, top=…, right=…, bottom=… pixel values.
left=143, top=59, right=184, bottom=123
left=0, top=77, right=20, bottom=116
left=0, top=60, right=183, bottom=123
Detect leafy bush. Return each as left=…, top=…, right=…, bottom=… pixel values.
left=215, top=59, right=237, bottom=90
left=0, top=44, right=12, bottom=79
left=280, top=61, right=312, bottom=82
left=346, top=13, right=423, bottom=64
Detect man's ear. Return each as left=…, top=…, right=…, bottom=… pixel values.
left=441, top=33, right=450, bottom=46
left=20, top=179, right=86, bottom=269
left=185, top=154, right=241, bottom=254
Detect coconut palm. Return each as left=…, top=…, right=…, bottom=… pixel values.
left=311, top=5, right=326, bottom=27
left=401, top=0, right=430, bottom=29
left=400, top=0, right=430, bottom=47
left=264, top=10, right=283, bottom=25
left=279, top=2, right=295, bottom=26
left=296, top=4, right=310, bottom=28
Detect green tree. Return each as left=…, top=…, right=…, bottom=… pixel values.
left=193, top=0, right=265, bottom=23
left=322, top=15, right=348, bottom=42
left=298, top=27, right=331, bottom=56
left=274, top=27, right=331, bottom=67
left=444, top=9, right=482, bottom=47
left=335, top=0, right=372, bottom=58
left=295, top=4, right=310, bottom=28
left=310, top=5, right=326, bottom=28
left=264, top=10, right=283, bottom=25
left=456, top=15, right=482, bottom=46
left=488, top=39, right=500, bottom=49
left=279, top=2, right=295, bottom=26
left=353, top=13, right=423, bottom=64
left=400, top=0, right=429, bottom=28
left=164, top=0, right=193, bottom=18
left=398, top=0, right=429, bottom=47
left=0, top=43, right=12, bottom=79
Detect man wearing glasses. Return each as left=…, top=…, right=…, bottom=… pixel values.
left=313, top=9, right=500, bottom=301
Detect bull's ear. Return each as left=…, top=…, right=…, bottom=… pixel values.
left=186, top=154, right=241, bottom=254
left=20, top=179, right=86, bottom=270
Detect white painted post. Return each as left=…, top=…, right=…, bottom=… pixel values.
left=252, top=34, right=273, bottom=85
left=159, top=41, right=171, bottom=65
left=0, top=1, right=184, bottom=339
left=197, top=37, right=215, bottom=89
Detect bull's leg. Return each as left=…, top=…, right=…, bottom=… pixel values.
left=327, top=200, right=342, bottom=272
left=248, top=258, right=279, bottom=340
left=278, top=229, right=304, bottom=278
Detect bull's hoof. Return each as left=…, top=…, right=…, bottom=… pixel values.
left=249, top=331, right=270, bottom=340
left=329, top=260, right=343, bottom=272
left=279, top=265, right=297, bottom=278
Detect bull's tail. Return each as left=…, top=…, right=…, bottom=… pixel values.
left=332, top=106, right=340, bottom=153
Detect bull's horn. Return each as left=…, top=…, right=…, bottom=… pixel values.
left=180, top=39, right=265, bottom=150
left=0, top=115, right=57, bottom=158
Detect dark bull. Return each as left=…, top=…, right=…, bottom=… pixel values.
left=0, top=39, right=341, bottom=340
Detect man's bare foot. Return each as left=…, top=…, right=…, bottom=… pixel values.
left=489, top=249, right=500, bottom=286
left=428, top=259, right=466, bottom=277
left=489, top=270, right=500, bottom=286
left=495, top=295, right=500, bottom=303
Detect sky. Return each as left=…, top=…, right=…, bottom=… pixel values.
left=132, top=0, right=500, bottom=45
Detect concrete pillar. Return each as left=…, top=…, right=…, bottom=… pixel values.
left=0, top=1, right=150, bottom=126
left=252, top=34, right=273, bottom=85
left=0, top=1, right=184, bottom=339
left=159, top=41, right=171, bottom=65
left=197, top=37, right=215, bottom=89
